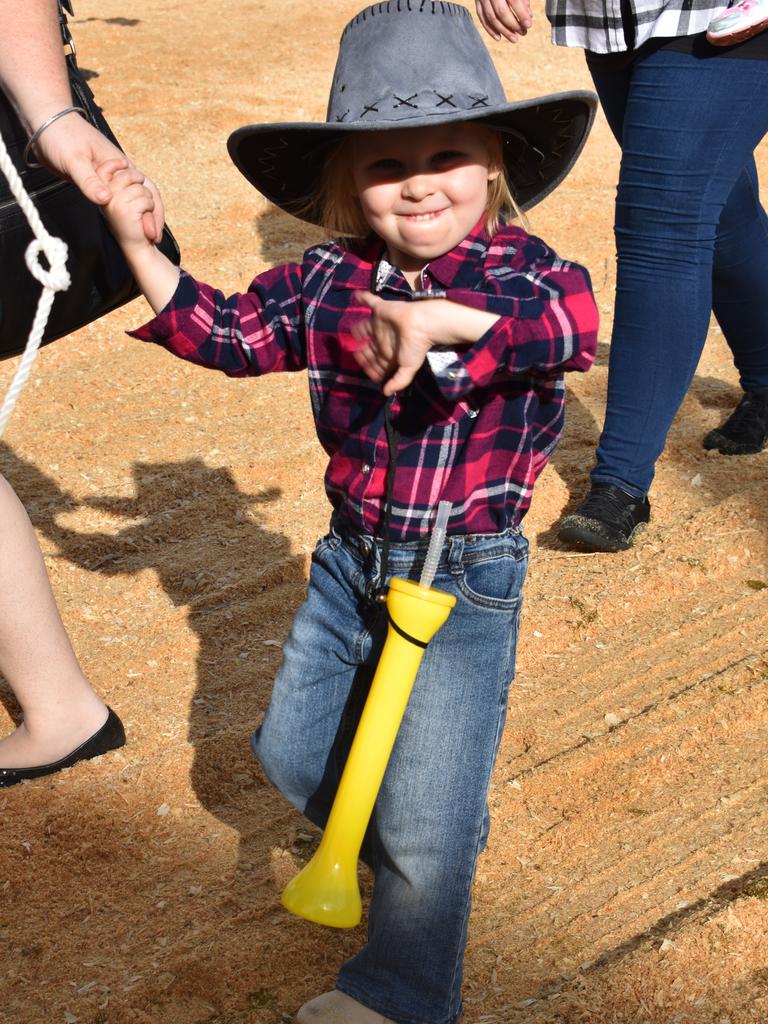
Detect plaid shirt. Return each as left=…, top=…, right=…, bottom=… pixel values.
left=130, top=221, right=597, bottom=541
left=546, top=0, right=722, bottom=53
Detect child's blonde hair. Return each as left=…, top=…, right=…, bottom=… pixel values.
left=314, top=124, right=526, bottom=242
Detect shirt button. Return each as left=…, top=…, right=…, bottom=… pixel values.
left=446, top=369, right=458, bottom=380
left=362, top=463, right=371, bottom=474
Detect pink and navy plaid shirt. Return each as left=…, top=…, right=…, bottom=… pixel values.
left=130, top=221, right=598, bottom=541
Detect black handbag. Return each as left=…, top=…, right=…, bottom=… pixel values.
left=0, top=0, right=180, bottom=361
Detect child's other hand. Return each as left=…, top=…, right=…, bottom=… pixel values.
left=98, top=159, right=162, bottom=253
left=351, top=291, right=436, bottom=396
left=475, top=0, right=532, bottom=42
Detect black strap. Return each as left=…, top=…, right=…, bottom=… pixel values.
left=374, top=395, right=400, bottom=601
left=58, top=2, right=76, bottom=53
left=387, top=612, right=429, bottom=649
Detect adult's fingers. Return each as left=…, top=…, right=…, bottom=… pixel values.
left=475, top=0, right=529, bottom=42
left=67, top=156, right=114, bottom=204
left=475, top=0, right=500, bottom=38
left=93, top=157, right=130, bottom=186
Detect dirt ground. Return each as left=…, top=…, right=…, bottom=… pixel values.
left=1, top=2, right=767, bottom=1022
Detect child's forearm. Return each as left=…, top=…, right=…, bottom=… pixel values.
left=430, top=300, right=499, bottom=346
left=124, top=244, right=181, bottom=315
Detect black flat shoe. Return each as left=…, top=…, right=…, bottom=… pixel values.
left=558, top=483, right=650, bottom=552
left=0, top=707, right=126, bottom=787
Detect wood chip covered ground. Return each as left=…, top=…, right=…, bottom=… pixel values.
left=1, top=2, right=766, bottom=1022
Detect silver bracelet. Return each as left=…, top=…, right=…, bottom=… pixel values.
left=23, top=105, right=87, bottom=168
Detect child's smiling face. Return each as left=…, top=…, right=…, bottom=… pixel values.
left=350, top=123, right=501, bottom=284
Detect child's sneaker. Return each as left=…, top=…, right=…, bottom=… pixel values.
left=296, top=990, right=395, bottom=1024
left=707, top=0, right=768, bottom=45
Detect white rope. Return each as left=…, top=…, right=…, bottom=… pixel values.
left=0, top=133, right=71, bottom=439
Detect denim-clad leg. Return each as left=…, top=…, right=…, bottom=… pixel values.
left=711, top=161, right=768, bottom=394
left=252, top=531, right=379, bottom=821
left=253, top=522, right=528, bottom=1024
left=586, top=48, right=768, bottom=496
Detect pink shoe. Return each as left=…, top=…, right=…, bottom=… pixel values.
left=707, top=0, right=768, bottom=44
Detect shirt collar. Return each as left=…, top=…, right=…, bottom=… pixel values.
left=333, top=219, right=493, bottom=293
left=419, top=218, right=492, bottom=291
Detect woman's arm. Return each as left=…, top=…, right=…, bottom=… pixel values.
left=0, top=0, right=74, bottom=134
left=0, top=0, right=163, bottom=238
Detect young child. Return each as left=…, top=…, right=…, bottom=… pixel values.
left=707, top=0, right=768, bottom=45
left=102, top=5, right=598, bottom=1022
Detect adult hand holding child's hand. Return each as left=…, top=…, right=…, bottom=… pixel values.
left=33, top=114, right=165, bottom=244
left=99, top=160, right=180, bottom=314
left=98, top=160, right=160, bottom=255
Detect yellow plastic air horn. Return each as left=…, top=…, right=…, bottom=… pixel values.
left=281, top=501, right=456, bottom=928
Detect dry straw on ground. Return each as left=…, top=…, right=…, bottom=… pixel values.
left=1, top=2, right=766, bottom=1023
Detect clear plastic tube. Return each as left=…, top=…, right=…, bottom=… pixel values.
left=419, top=500, right=452, bottom=590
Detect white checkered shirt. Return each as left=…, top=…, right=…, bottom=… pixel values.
left=546, top=0, right=724, bottom=53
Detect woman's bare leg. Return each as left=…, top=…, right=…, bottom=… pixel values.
left=0, top=475, right=109, bottom=768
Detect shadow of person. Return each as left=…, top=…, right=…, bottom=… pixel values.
left=688, top=372, right=742, bottom=415
left=0, top=443, right=370, bottom=1011
left=253, top=204, right=325, bottom=268
left=75, top=460, right=308, bottom=825
left=535, top=385, right=603, bottom=549
left=0, top=445, right=309, bottom=867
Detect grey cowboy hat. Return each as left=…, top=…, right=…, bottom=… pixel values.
left=227, top=1, right=597, bottom=224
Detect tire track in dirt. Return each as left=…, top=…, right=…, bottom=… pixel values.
left=469, top=582, right=767, bottom=1018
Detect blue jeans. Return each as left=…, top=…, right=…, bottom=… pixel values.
left=586, top=47, right=768, bottom=496
left=252, top=519, right=528, bottom=1024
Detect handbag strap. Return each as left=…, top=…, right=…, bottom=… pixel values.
left=57, top=2, right=77, bottom=62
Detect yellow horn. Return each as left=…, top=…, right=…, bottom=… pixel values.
left=281, top=577, right=456, bottom=928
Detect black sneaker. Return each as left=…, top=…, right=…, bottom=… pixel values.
left=703, top=391, right=768, bottom=455
left=558, top=484, right=650, bottom=552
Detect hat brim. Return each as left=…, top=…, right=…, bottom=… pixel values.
left=227, top=91, right=597, bottom=226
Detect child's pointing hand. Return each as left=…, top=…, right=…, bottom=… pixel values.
left=351, top=290, right=501, bottom=397
left=351, top=291, right=437, bottom=396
